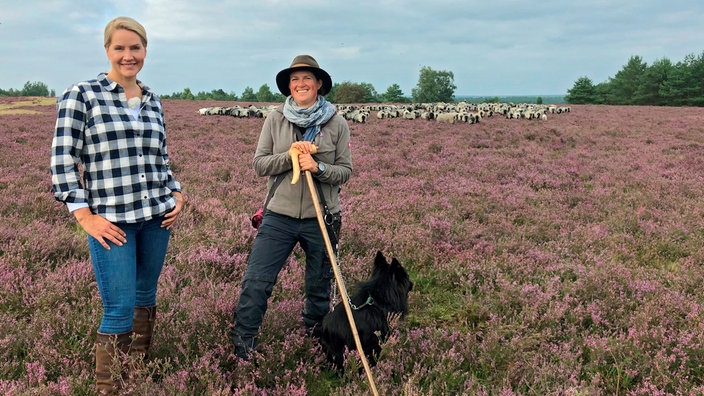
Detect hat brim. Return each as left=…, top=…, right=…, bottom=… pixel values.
left=276, top=66, right=332, bottom=97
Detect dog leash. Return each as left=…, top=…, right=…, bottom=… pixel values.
left=331, top=272, right=339, bottom=309
left=331, top=270, right=374, bottom=311
left=349, top=294, right=374, bottom=310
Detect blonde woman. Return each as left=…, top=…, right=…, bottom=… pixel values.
left=51, top=16, right=183, bottom=393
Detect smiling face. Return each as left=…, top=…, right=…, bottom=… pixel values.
left=105, top=28, right=146, bottom=85
left=289, top=70, right=323, bottom=108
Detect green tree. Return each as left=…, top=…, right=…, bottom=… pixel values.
left=660, top=59, right=691, bottom=106
left=663, top=51, right=704, bottom=106
left=684, top=52, right=704, bottom=106
left=381, top=84, right=406, bottom=103
left=333, top=82, right=367, bottom=103
left=359, top=82, right=378, bottom=102
left=609, top=55, right=647, bottom=104
left=411, top=66, right=456, bottom=103
left=593, top=82, right=614, bottom=104
left=325, top=83, right=338, bottom=102
left=565, top=76, right=596, bottom=104
left=0, top=88, right=17, bottom=96
left=180, top=87, right=195, bottom=100
left=633, top=58, right=672, bottom=105
left=209, top=88, right=234, bottom=101
left=194, top=90, right=209, bottom=100
left=536, top=96, right=543, bottom=104
left=21, top=81, right=50, bottom=96
left=240, top=86, right=257, bottom=102
left=255, top=84, right=276, bottom=103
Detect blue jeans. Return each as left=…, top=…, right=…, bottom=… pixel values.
left=232, top=211, right=336, bottom=351
left=88, top=216, right=170, bottom=334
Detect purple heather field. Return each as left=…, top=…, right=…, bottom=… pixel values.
left=1, top=97, right=704, bottom=395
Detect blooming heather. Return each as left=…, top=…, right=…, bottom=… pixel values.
left=2, top=96, right=704, bottom=394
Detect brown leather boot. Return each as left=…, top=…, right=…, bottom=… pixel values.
left=131, top=306, right=156, bottom=358
left=95, top=331, right=132, bottom=395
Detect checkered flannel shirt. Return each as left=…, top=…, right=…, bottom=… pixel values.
left=51, top=73, right=181, bottom=223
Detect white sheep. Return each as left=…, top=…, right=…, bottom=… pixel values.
left=436, top=112, right=458, bottom=124
left=234, top=108, right=251, bottom=117
left=352, top=112, right=368, bottom=123
left=402, top=110, right=417, bottom=120
left=420, top=110, right=434, bottom=120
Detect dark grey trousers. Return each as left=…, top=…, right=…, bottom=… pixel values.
left=231, top=210, right=340, bottom=357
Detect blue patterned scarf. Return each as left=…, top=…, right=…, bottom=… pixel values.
left=283, top=95, right=337, bottom=142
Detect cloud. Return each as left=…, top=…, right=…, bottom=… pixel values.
left=1, top=1, right=703, bottom=96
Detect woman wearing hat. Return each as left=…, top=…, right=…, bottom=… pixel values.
left=231, top=55, right=352, bottom=360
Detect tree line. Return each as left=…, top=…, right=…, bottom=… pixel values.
left=0, top=67, right=459, bottom=104
left=161, top=66, right=457, bottom=104
left=19, top=50, right=704, bottom=108
left=0, top=81, right=55, bottom=97
left=566, top=51, right=704, bottom=106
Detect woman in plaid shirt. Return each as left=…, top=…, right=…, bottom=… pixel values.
left=50, top=16, right=183, bottom=394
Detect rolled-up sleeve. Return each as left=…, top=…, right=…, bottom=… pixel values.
left=51, top=87, right=88, bottom=204
left=159, top=125, right=182, bottom=193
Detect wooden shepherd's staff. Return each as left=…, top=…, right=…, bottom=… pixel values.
left=290, top=145, right=379, bottom=396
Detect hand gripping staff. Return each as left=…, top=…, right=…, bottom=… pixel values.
left=290, top=146, right=379, bottom=396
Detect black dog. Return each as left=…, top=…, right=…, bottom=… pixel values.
left=320, top=251, right=413, bottom=370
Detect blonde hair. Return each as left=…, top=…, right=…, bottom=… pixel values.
left=104, top=16, right=147, bottom=48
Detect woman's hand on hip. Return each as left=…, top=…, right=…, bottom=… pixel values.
left=162, top=191, right=184, bottom=230
left=73, top=207, right=126, bottom=250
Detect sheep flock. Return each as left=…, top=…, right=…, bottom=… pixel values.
left=197, top=102, right=572, bottom=124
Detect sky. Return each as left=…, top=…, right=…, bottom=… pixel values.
left=1, top=0, right=703, bottom=98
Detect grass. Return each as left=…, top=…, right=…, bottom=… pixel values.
left=0, top=97, right=55, bottom=114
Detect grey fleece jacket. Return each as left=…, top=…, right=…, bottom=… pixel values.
left=253, top=106, right=352, bottom=219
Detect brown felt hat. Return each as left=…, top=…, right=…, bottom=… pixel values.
left=276, top=54, right=332, bottom=96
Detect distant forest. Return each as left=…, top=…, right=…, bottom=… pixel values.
left=459, top=95, right=566, bottom=105
left=0, top=81, right=56, bottom=98
left=4, top=51, right=704, bottom=106
left=0, top=80, right=566, bottom=105
left=565, top=51, right=704, bottom=106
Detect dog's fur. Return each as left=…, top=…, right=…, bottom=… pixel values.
left=320, top=251, right=413, bottom=370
